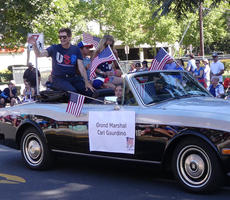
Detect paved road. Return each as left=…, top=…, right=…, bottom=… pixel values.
left=0, top=144, right=230, bottom=200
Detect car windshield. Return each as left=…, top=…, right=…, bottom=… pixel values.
left=131, top=71, right=210, bottom=105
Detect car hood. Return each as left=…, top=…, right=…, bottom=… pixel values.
left=135, top=96, right=230, bottom=132
left=156, top=97, right=230, bottom=115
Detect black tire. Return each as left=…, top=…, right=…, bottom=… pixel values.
left=172, top=138, right=223, bottom=193
left=20, top=127, right=53, bottom=170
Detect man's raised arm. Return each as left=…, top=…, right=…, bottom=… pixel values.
left=27, top=36, right=48, bottom=57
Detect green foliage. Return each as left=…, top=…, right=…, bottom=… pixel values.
left=0, top=0, right=51, bottom=48
left=32, top=0, right=87, bottom=45
left=222, top=59, right=230, bottom=71
left=0, top=69, right=13, bottom=83
left=210, top=36, right=230, bottom=53
left=78, top=0, right=181, bottom=46
left=175, top=1, right=230, bottom=53
left=0, top=0, right=229, bottom=54
left=151, top=0, right=224, bottom=19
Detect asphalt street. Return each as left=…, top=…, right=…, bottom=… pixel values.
left=0, top=144, right=230, bottom=200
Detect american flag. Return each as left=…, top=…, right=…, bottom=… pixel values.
left=83, top=32, right=101, bottom=49
left=89, top=46, right=116, bottom=80
left=126, top=137, right=134, bottom=150
left=135, top=82, right=156, bottom=99
left=66, top=93, right=85, bottom=117
left=149, top=48, right=172, bottom=71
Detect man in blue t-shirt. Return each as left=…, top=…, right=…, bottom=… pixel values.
left=27, top=28, right=94, bottom=96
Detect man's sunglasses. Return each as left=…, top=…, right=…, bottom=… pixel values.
left=59, top=36, right=67, bottom=39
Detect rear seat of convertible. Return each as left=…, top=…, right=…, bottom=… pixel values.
left=39, top=85, right=114, bottom=104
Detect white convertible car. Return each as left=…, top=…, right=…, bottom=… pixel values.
left=0, top=70, right=230, bottom=193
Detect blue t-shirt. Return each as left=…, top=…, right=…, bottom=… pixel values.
left=164, top=62, right=177, bottom=70
left=194, top=67, right=205, bottom=80
left=2, top=88, right=17, bottom=99
left=46, top=44, right=83, bottom=76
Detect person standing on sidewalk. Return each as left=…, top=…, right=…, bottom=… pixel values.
left=194, top=60, right=206, bottom=88
left=210, top=53, right=224, bottom=84
left=186, top=53, right=197, bottom=73
left=23, top=62, right=41, bottom=93
left=202, top=58, right=210, bottom=88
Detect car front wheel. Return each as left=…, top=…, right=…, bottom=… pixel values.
left=20, top=127, right=53, bottom=169
left=172, top=138, right=223, bottom=192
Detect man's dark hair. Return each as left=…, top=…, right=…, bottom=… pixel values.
left=59, top=28, right=72, bottom=37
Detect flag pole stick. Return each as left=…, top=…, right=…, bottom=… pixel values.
left=35, top=56, right=39, bottom=95
left=108, top=45, right=125, bottom=75
left=67, top=91, right=115, bottom=104
left=67, top=91, right=103, bottom=103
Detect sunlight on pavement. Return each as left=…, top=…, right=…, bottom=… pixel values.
left=23, top=183, right=91, bottom=199
left=0, top=173, right=26, bottom=184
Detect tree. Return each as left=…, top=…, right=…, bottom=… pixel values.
left=78, top=0, right=181, bottom=46
left=0, top=0, right=51, bottom=48
left=32, top=0, right=88, bottom=45
left=177, top=1, right=230, bottom=54
left=151, top=0, right=225, bottom=19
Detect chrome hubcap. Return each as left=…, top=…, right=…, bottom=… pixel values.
left=28, top=140, right=41, bottom=159
left=184, top=154, right=205, bottom=179
left=177, top=145, right=211, bottom=188
left=23, top=133, right=43, bottom=166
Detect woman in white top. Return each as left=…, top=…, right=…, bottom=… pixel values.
left=186, top=53, right=196, bottom=73
left=202, top=58, right=210, bottom=87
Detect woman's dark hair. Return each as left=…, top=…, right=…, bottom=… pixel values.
left=135, top=63, right=141, bottom=68
left=142, top=61, right=148, bottom=67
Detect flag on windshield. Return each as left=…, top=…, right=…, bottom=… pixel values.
left=83, top=32, right=101, bottom=49
left=66, top=93, right=85, bottom=117
left=89, top=46, right=116, bottom=80
left=149, top=48, right=172, bottom=71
